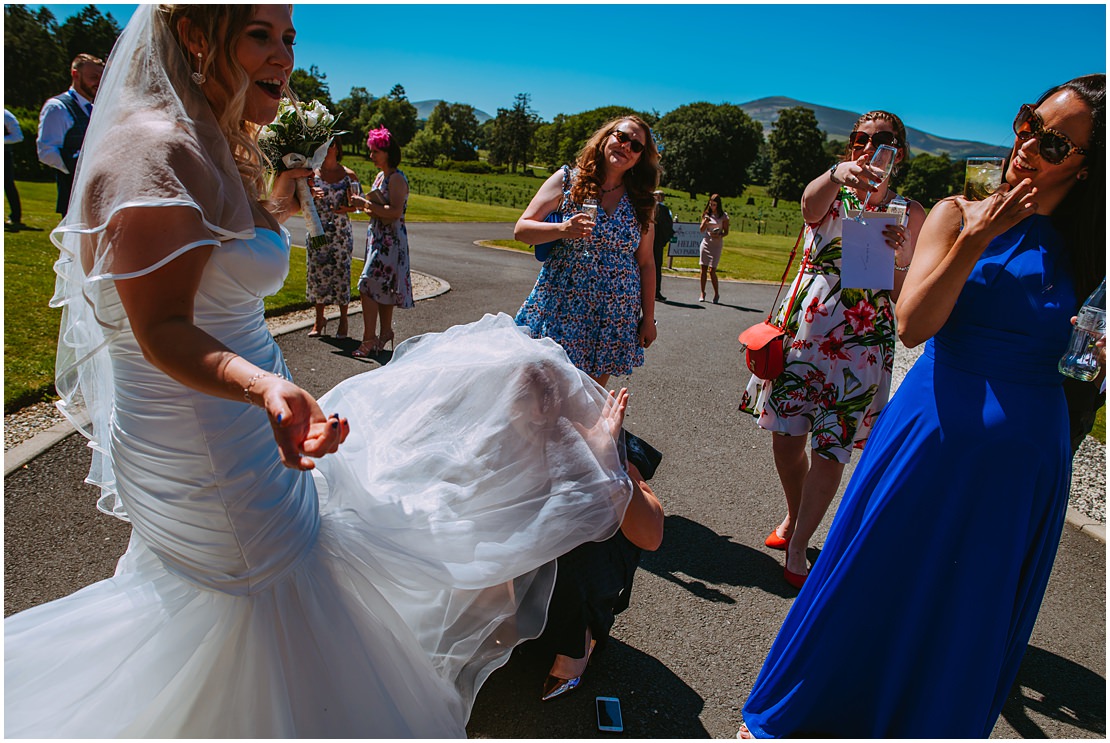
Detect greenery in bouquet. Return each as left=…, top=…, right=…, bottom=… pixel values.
left=259, top=98, right=345, bottom=248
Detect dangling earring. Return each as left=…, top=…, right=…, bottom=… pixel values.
left=191, top=53, right=206, bottom=85
left=1078, top=171, right=1089, bottom=181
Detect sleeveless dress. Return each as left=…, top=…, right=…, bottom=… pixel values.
left=699, top=212, right=727, bottom=268
left=5, top=229, right=632, bottom=737
left=516, top=166, right=645, bottom=378
left=742, top=215, right=1076, bottom=737
left=358, top=169, right=413, bottom=308
left=306, top=173, right=354, bottom=306
left=740, top=190, right=899, bottom=463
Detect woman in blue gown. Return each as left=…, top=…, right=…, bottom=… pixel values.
left=740, top=75, right=1105, bottom=738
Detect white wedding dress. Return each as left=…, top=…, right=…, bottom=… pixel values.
left=5, top=228, right=631, bottom=737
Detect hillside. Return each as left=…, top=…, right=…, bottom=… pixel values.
left=413, top=99, right=492, bottom=123
left=739, top=96, right=1010, bottom=159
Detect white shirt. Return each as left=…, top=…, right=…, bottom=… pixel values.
left=5, top=109, right=23, bottom=145
left=37, top=88, right=93, bottom=174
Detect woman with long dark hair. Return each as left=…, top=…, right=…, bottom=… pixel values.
left=515, top=115, right=661, bottom=388
left=739, top=74, right=1106, bottom=738
left=698, top=193, right=729, bottom=303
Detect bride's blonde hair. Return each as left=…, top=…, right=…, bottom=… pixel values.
left=160, top=5, right=268, bottom=201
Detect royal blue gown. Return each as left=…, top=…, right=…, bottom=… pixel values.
left=742, top=215, right=1077, bottom=737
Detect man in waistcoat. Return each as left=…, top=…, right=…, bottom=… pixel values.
left=37, top=53, right=104, bottom=216
left=652, top=190, right=674, bottom=301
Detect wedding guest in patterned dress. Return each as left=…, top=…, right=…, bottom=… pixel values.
left=515, top=116, right=660, bottom=388
left=349, top=127, right=411, bottom=358
left=740, top=111, right=926, bottom=588
left=307, top=138, right=358, bottom=338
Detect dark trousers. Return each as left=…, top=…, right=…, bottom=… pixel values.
left=1064, top=376, right=1105, bottom=456
left=4, top=148, right=21, bottom=223
left=652, top=241, right=665, bottom=295
left=55, top=169, right=74, bottom=215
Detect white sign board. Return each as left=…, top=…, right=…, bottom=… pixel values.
left=668, top=222, right=703, bottom=258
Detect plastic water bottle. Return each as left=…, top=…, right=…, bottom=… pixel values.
left=1059, top=278, right=1106, bottom=381
left=886, top=194, right=908, bottom=227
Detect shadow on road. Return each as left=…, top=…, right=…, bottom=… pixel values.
left=640, top=515, right=820, bottom=601
left=1001, top=644, right=1106, bottom=738
left=468, top=636, right=709, bottom=738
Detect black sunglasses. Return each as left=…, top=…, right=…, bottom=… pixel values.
left=610, top=129, right=645, bottom=154
left=849, top=130, right=899, bottom=150
left=1013, top=104, right=1088, bottom=165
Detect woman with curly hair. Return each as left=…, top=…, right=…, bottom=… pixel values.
left=515, top=115, right=660, bottom=387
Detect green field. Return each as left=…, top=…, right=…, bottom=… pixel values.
left=4, top=174, right=1105, bottom=446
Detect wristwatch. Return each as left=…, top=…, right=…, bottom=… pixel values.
left=828, top=162, right=845, bottom=186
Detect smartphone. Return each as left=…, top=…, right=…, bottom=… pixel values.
left=596, top=696, right=623, bottom=733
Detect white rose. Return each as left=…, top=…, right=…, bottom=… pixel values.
left=305, top=110, right=320, bottom=128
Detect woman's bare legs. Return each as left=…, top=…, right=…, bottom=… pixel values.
left=377, top=303, right=395, bottom=350
left=309, top=303, right=327, bottom=335
left=782, top=445, right=846, bottom=577
left=699, top=265, right=709, bottom=301
left=354, top=292, right=379, bottom=356
left=336, top=303, right=349, bottom=338
left=709, top=267, right=720, bottom=302
left=771, top=433, right=807, bottom=543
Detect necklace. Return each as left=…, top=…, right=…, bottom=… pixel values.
left=600, top=182, right=623, bottom=194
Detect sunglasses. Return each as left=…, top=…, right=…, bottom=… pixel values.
left=849, top=130, right=899, bottom=150
left=610, top=129, right=646, bottom=154
left=1013, top=104, right=1088, bottom=165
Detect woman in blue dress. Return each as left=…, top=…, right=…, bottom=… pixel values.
left=739, top=74, right=1105, bottom=738
left=515, top=116, right=660, bottom=388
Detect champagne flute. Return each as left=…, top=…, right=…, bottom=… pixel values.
left=853, top=144, right=898, bottom=223
left=347, top=180, right=363, bottom=213
left=581, top=198, right=599, bottom=256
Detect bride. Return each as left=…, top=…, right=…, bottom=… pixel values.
left=5, top=5, right=632, bottom=737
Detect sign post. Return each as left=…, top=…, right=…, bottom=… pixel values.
left=667, top=222, right=702, bottom=267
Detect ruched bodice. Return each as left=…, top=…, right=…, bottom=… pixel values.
left=109, top=228, right=319, bottom=595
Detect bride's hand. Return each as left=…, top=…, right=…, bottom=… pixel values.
left=259, top=378, right=350, bottom=469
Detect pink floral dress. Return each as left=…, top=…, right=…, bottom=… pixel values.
left=739, top=190, right=899, bottom=463
left=358, top=169, right=413, bottom=308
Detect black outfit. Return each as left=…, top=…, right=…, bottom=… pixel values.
left=536, top=431, right=662, bottom=660
left=5, top=147, right=20, bottom=224
left=1063, top=376, right=1105, bottom=455
left=652, top=201, right=674, bottom=300
left=50, top=91, right=91, bottom=215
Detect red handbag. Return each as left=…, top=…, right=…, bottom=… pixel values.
left=738, top=226, right=808, bottom=380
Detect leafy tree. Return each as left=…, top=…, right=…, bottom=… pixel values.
left=768, top=106, right=827, bottom=203
left=655, top=102, right=763, bottom=198
left=5, top=5, right=68, bottom=109
left=427, top=101, right=480, bottom=161
left=532, top=106, right=651, bottom=168
left=56, top=5, right=120, bottom=64
left=367, top=84, right=418, bottom=147
left=488, top=93, right=539, bottom=173
left=289, top=64, right=334, bottom=111
left=747, top=140, right=772, bottom=186
left=334, top=86, right=374, bottom=152
left=899, top=152, right=962, bottom=207
left=407, top=126, right=451, bottom=167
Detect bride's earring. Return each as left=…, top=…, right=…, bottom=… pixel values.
left=191, top=52, right=206, bottom=85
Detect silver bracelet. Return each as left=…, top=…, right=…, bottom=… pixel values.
left=894, top=262, right=910, bottom=272
left=243, top=372, right=286, bottom=403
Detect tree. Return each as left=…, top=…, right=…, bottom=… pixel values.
left=488, top=93, right=539, bottom=173
left=427, top=101, right=480, bottom=161
left=334, top=86, right=374, bottom=152
left=366, top=84, right=418, bottom=147
left=768, top=106, right=827, bottom=204
left=407, top=126, right=451, bottom=167
left=56, top=5, right=120, bottom=64
left=747, top=140, right=772, bottom=186
left=289, top=64, right=333, bottom=111
left=655, top=102, right=763, bottom=198
left=532, top=106, right=652, bottom=168
left=898, top=152, right=962, bottom=207
left=4, top=5, right=68, bottom=110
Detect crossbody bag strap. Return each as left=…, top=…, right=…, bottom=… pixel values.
left=765, top=223, right=811, bottom=326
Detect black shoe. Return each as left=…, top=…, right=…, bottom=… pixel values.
left=655, top=293, right=666, bottom=301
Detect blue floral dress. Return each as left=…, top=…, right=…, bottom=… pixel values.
left=516, top=166, right=645, bottom=378
left=307, top=174, right=354, bottom=306
left=739, top=189, right=902, bottom=463
left=358, top=170, right=413, bottom=308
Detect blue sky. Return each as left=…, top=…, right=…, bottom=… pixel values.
left=38, top=3, right=1106, bottom=147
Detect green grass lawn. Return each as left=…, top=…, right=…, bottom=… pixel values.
left=4, top=176, right=1106, bottom=446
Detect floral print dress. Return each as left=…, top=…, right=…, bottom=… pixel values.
left=307, top=174, right=354, bottom=306
left=358, top=169, right=413, bottom=308
left=515, top=166, right=645, bottom=378
left=739, top=189, right=900, bottom=463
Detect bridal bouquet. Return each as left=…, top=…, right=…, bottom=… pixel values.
left=260, top=98, right=345, bottom=248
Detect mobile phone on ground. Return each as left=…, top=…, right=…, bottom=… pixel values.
left=596, top=696, right=623, bottom=732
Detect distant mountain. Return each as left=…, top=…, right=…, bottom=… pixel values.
left=739, top=96, right=1009, bottom=159
left=413, top=99, right=492, bottom=124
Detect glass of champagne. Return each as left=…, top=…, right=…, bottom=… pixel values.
left=347, top=180, right=362, bottom=213
left=853, top=144, right=898, bottom=223
left=963, top=156, right=1005, bottom=201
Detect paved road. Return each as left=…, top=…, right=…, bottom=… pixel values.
left=4, top=222, right=1105, bottom=738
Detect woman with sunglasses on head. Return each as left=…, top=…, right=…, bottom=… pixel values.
left=515, top=115, right=660, bottom=388
left=739, top=75, right=1105, bottom=738
left=741, top=111, right=926, bottom=589
left=5, top=6, right=635, bottom=737
left=698, top=194, right=729, bottom=303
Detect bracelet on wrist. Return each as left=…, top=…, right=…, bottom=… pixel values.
left=893, top=262, right=910, bottom=272
left=243, top=372, right=287, bottom=403
left=828, top=162, right=845, bottom=186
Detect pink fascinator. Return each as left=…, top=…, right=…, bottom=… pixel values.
left=367, top=127, right=392, bottom=150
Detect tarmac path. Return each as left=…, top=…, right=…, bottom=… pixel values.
left=4, top=221, right=1104, bottom=738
